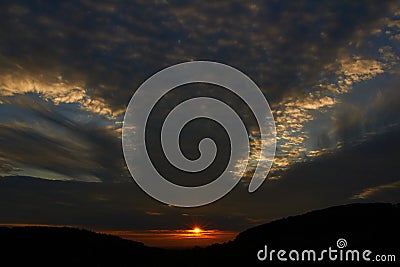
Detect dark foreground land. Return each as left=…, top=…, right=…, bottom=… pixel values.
left=0, top=203, right=398, bottom=266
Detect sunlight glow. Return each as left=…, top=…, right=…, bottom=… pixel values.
left=192, top=227, right=202, bottom=234
left=188, top=226, right=203, bottom=236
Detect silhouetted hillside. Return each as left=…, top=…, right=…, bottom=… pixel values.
left=0, top=226, right=169, bottom=266
left=0, top=203, right=398, bottom=266
left=201, top=202, right=399, bottom=266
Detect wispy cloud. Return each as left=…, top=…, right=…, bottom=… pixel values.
left=351, top=181, right=400, bottom=200
left=0, top=97, right=125, bottom=181
left=0, top=61, right=118, bottom=119
left=0, top=0, right=398, bottom=183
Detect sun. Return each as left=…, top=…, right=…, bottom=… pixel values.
left=193, top=227, right=202, bottom=234
left=188, top=226, right=204, bottom=236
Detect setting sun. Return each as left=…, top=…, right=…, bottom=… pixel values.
left=192, top=227, right=202, bottom=234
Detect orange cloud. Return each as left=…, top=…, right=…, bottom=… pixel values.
left=351, top=180, right=400, bottom=200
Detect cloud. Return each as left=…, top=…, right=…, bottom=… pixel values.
left=0, top=127, right=398, bottom=232
left=351, top=180, right=400, bottom=200
left=0, top=59, right=118, bottom=118
left=267, top=7, right=400, bottom=174
left=0, top=158, right=18, bottom=173
left=0, top=96, right=126, bottom=182
left=0, top=0, right=399, bottom=184
left=1, top=0, right=400, bottom=242
left=0, top=0, right=396, bottom=110
left=331, top=75, right=400, bottom=144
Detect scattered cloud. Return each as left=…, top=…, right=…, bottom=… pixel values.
left=0, top=61, right=118, bottom=119
left=0, top=0, right=398, bottom=188
left=0, top=127, right=398, bottom=233
left=0, top=96, right=126, bottom=182
left=352, top=180, right=400, bottom=200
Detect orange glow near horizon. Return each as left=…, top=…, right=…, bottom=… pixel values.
left=103, top=228, right=238, bottom=248
left=0, top=223, right=238, bottom=248
left=192, top=227, right=202, bottom=235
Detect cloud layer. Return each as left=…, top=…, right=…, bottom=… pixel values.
left=0, top=1, right=399, bottom=231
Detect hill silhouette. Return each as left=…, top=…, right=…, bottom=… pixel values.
left=202, top=202, right=399, bottom=266
left=0, top=203, right=398, bottom=266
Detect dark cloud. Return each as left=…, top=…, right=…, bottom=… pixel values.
left=0, top=0, right=396, bottom=110
left=1, top=0, right=397, bottom=178
left=0, top=95, right=126, bottom=181
left=0, top=160, right=17, bottom=173
left=329, top=74, right=400, bottom=145
left=0, top=0, right=399, bottom=235
left=0, top=127, right=398, bottom=231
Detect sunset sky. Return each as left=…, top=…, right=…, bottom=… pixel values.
left=0, top=0, right=399, bottom=248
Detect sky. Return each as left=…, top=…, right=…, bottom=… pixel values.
left=0, top=0, right=399, bottom=247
